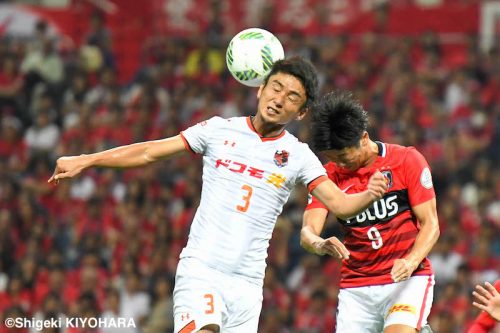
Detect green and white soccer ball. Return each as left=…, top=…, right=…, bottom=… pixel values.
left=226, top=28, right=285, bottom=87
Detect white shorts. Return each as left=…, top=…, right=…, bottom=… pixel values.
left=336, top=275, right=434, bottom=333
left=173, top=257, right=263, bottom=333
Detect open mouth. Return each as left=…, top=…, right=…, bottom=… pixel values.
left=266, top=107, right=279, bottom=116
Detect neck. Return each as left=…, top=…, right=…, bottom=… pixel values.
left=362, top=140, right=380, bottom=167
left=250, top=115, right=285, bottom=138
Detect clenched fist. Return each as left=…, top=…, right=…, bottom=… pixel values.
left=48, top=155, right=90, bottom=184
left=367, top=170, right=388, bottom=200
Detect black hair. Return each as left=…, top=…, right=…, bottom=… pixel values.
left=263, top=56, right=318, bottom=109
left=312, top=90, right=368, bottom=151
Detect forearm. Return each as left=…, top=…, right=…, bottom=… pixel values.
left=323, top=190, right=373, bottom=220
left=300, top=208, right=329, bottom=254
left=405, top=219, right=440, bottom=267
left=311, top=180, right=374, bottom=220
left=300, top=225, right=325, bottom=254
left=88, top=142, right=156, bottom=168
left=335, top=191, right=373, bottom=219
left=89, top=136, right=185, bottom=168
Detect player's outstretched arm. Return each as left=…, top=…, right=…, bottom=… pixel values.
left=301, top=208, right=350, bottom=259
left=310, top=171, right=387, bottom=220
left=472, top=281, right=500, bottom=322
left=48, top=135, right=187, bottom=183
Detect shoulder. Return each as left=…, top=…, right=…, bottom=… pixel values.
left=323, top=161, right=337, bottom=173
left=191, top=116, right=242, bottom=130
left=386, top=143, right=427, bottom=165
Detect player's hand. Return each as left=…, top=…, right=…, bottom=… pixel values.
left=391, top=258, right=417, bottom=283
left=472, top=281, right=500, bottom=321
left=313, top=237, right=350, bottom=259
left=367, top=170, right=388, bottom=200
left=48, top=155, right=89, bottom=184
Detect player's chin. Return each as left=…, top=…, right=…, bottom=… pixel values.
left=260, top=110, right=284, bottom=124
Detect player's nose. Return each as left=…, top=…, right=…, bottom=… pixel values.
left=273, top=92, right=285, bottom=108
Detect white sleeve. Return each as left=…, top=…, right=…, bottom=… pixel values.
left=180, top=116, right=223, bottom=154
left=297, top=144, right=326, bottom=186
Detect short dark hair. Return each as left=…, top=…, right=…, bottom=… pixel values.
left=264, top=56, right=319, bottom=109
left=312, top=90, right=368, bottom=151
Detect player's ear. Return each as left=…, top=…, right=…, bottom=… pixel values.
left=295, top=107, right=308, bottom=121
left=361, top=131, right=369, bottom=146
left=257, top=84, right=264, bottom=99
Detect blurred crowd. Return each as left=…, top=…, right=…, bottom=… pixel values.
left=0, top=6, right=499, bottom=333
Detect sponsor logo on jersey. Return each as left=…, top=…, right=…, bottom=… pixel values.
left=386, top=304, right=416, bottom=317
left=339, top=190, right=410, bottom=227
left=345, top=194, right=399, bottom=224
left=420, top=167, right=433, bottom=189
left=274, top=150, right=289, bottom=168
left=267, top=173, right=286, bottom=188
left=381, top=170, right=393, bottom=189
left=215, top=158, right=287, bottom=188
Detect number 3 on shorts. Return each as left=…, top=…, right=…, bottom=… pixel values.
left=204, top=294, right=214, bottom=314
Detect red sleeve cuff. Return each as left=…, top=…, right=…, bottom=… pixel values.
left=307, top=175, right=328, bottom=193
left=180, top=132, right=195, bottom=154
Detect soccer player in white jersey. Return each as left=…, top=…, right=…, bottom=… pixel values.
left=48, top=57, right=388, bottom=333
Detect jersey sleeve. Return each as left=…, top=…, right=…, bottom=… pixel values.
left=180, top=116, right=223, bottom=154
left=305, top=192, right=328, bottom=211
left=404, top=147, right=436, bottom=207
left=296, top=145, right=327, bottom=189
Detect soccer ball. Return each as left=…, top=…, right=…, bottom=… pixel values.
left=226, top=28, right=285, bottom=87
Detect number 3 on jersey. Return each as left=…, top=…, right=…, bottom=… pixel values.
left=236, top=185, right=253, bottom=212
left=367, top=226, right=383, bottom=249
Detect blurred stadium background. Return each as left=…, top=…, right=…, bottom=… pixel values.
left=0, top=0, right=499, bottom=332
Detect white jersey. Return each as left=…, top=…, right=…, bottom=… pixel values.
left=179, top=116, right=326, bottom=285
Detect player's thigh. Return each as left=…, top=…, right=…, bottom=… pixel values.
left=336, top=287, right=384, bottom=333
left=173, top=259, right=226, bottom=333
left=223, top=305, right=261, bottom=333
left=383, top=275, right=434, bottom=331
left=223, top=284, right=262, bottom=333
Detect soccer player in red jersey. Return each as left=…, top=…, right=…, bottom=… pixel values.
left=468, top=280, right=500, bottom=332
left=301, top=91, right=440, bottom=333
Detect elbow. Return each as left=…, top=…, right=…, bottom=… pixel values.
left=433, top=223, right=441, bottom=244
left=143, top=152, right=155, bottom=164
left=143, top=145, right=158, bottom=164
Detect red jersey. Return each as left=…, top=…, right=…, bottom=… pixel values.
left=306, top=142, right=435, bottom=288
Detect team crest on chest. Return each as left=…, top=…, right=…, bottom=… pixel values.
left=381, top=170, right=393, bottom=189
left=274, top=150, right=289, bottom=168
